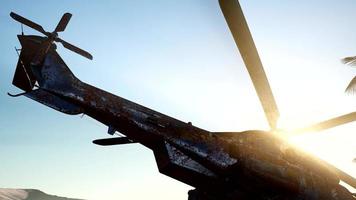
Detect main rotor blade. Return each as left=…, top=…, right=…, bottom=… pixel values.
left=341, top=56, right=356, bottom=66
left=292, top=112, right=356, bottom=134
left=54, top=13, right=72, bottom=32
left=322, top=160, right=356, bottom=189
left=345, top=76, right=356, bottom=94
left=10, top=12, right=47, bottom=35
left=56, top=38, right=93, bottom=60
left=219, top=0, right=280, bottom=130
left=336, top=168, right=356, bottom=189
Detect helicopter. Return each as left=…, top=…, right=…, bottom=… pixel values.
left=7, top=0, right=356, bottom=199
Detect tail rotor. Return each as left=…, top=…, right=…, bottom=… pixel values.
left=10, top=12, right=93, bottom=62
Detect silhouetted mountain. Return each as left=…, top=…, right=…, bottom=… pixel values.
left=0, top=189, right=84, bottom=200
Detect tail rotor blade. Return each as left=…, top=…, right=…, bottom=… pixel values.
left=10, top=12, right=48, bottom=36
left=11, top=12, right=93, bottom=61
left=56, top=38, right=93, bottom=60
left=219, top=0, right=280, bottom=130
left=54, top=13, right=72, bottom=32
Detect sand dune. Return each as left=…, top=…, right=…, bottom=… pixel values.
left=0, top=189, right=84, bottom=200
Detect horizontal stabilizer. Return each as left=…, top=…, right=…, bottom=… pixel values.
left=93, top=137, right=136, bottom=146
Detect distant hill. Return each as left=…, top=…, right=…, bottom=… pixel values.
left=0, top=189, right=84, bottom=200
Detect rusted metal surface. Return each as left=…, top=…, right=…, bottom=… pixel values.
left=25, top=89, right=83, bottom=115
left=10, top=34, right=356, bottom=200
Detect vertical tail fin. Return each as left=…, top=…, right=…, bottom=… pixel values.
left=12, top=36, right=39, bottom=91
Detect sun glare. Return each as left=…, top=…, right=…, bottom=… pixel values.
left=277, top=115, right=355, bottom=181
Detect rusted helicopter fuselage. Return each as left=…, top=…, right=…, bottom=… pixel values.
left=11, top=35, right=355, bottom=200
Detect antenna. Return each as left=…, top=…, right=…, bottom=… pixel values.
left=21, top=23, right=24, bottom=35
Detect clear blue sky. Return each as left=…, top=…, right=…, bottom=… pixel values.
left=0, top=1, right=355, bottom=199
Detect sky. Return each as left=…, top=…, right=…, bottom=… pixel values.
left=0, top=0, right=355, bottom=199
